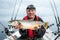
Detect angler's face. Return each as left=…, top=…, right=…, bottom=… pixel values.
left=26, top=9, right=36, bottom=19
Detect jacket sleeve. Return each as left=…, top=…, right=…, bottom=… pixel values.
left=35, top=25, right=46, bottom=38
left=36, top=17, right=46, bottom=38
left=19, top=29, right=28, bottom=38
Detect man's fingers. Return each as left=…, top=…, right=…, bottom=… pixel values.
left=34, top=26, right=38, bottom=30
left=38, top=24, right=42, bottom=28
left=34, top=24, right=42, bottom=30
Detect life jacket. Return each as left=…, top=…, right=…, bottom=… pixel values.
left=23, top=15, right=38, bottom=38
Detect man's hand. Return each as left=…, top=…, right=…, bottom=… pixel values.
left=34, top=24, right=42, bottom=30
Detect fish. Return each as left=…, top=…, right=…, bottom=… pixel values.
left=8, top=20, right=48, bottom=30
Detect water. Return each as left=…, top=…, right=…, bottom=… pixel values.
left=0, top=21, right=8, bottom=40
left=0, top=32, right=6, bottom=40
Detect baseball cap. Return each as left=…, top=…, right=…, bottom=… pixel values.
left=26, top=5, right=36, bottom=10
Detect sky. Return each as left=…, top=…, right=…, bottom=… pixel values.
left=0, top=0, right=60, bottom=29
left=0, top=0, right=60, bottom=21
left=0, top=0, right=60, bottom=26
left=0, top=0, right=60, bottom=40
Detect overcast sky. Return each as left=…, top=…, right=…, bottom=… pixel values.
left=0, top=0, right=60, bottom=28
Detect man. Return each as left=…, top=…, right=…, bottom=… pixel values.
left=17, top=5, right=46, bottom=40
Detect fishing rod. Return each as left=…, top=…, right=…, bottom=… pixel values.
left=0, top=22, right=14, bottom=36
left=49, top=0, right=58, bottom=25
left=54, top=33, right=60, bottom=40
left=0, top=22, right=10, bottom=36
left=48, top=23, right=54, bottom=28
left=52, top=0, right=60, bottom=33
left=14, top=0, right=22, bottom=20
left=53, top=0, right=60, bottom=24
left=49, top=0, right=60, bottom=33
left=11, top=0, right=17, bottom=20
